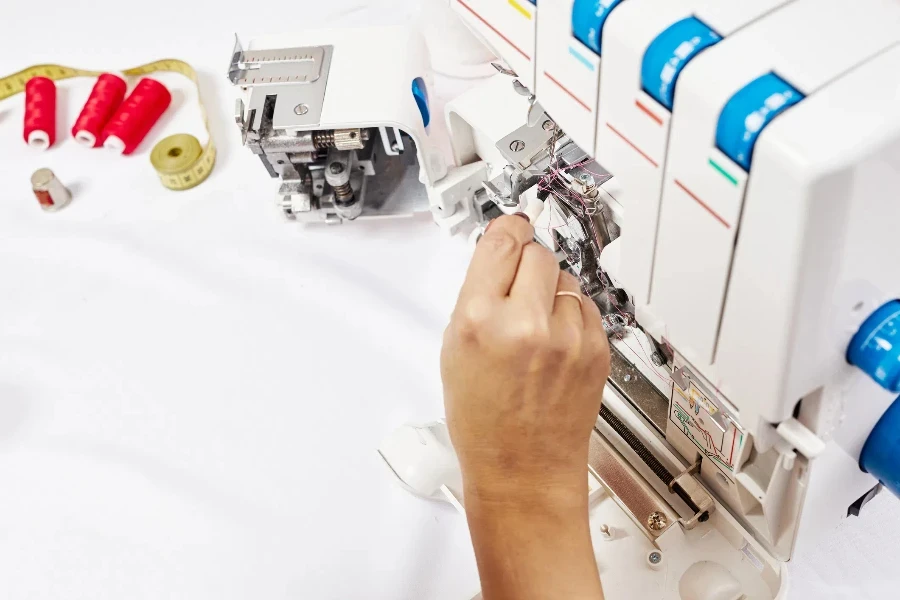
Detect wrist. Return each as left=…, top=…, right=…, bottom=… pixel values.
left=458, top=445, right=591, bottom=509
left=463, top=471, right=601, bottom=600
left=463, top=468, right=590, bottom=516
left=464, top=477, right=592, bottom=555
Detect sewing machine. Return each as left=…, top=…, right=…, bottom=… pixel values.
left=229, top=0, right=900, bottom=597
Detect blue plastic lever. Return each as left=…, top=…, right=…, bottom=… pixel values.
left=412, top=77, right=430, bottom=128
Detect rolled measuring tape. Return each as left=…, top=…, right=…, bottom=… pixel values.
left=0, top=60, right=216, bottom=191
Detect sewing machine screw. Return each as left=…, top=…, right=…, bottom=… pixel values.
left=646, top=550, right=664, bottom=571
left=647, top=511, right=668, bottom=531
left=623, top=374, right=633, bottom=383
left=294, top=104, right=309, bottom=116
left=542, top=120, right=555, bottom=131
left=651, top=353, right=665, bottom=367
left=329, top=163, right=345, bottom=174
left=578, top=172, right=597, bottom=193
left=509, top=140, right=526, bottom=152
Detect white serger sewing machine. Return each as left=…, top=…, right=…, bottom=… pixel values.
left=228, top=0, right=900, bottom=597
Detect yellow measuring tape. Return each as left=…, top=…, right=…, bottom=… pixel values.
left=0, top=60, right=215, bottom=191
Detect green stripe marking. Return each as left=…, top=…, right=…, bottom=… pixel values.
left=709, top=158, right=738, bottom=186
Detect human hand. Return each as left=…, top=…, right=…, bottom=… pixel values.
left=441, top=215, right=610, bottom=506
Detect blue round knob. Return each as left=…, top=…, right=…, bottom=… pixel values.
left=848, top=300, right=900, bottom=392
left=860, top=396, right=900, bottom=498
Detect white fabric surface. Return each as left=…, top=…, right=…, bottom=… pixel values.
left=0, top=1, right=897, bottom=598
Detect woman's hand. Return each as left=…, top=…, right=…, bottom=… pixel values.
left=441, top=214, right=609, bottom=600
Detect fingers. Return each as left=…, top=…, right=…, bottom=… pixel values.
left=581, top=289, right=610, bottom=365
left=549, top=272, right=609, bottom=368
left=458, top=215, right=535, bottom=303
left=509, top=242, right=562, bottom=315
left=552, top=272, right=584, bottom=326
left=581, top=289, right=605, bottom=335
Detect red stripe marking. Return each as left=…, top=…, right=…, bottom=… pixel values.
left=728, top=428, right=737, bottom=465
left=635, top=99, right=663, bottom=126
left=675, top=179, right=730, bottom=229
left=605, top=123, right=658, bottom=168
left=456, top=0, right=531, bottom=60
left=693, top=419, right=715, bottom=450
left=543, top=71, right=591, bottom=112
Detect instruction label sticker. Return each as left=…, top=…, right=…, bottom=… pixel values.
left=670, top=380, right=745, bottom=477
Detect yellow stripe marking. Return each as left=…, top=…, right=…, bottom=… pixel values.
left=508, top=0, right=533, bottom=20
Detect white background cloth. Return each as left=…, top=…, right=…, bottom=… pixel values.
left=0, top=1, right=898, bottom=598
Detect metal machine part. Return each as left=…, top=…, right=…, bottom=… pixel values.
left=608, top=345, right=669, bottom=434
left=600, top=405, right=713, bottom=527
left=483, top=111, right=617, bottom=303
left=588, top=428, right=678, bottom=540
left=228, top=38, right=333, bottom=131
left=229, top=34, right=435, bottom=224
left=233, top=78, right=375, bottom=223
left=324, top=149, right=359, bottom=220
left=588, top=430, right=678, bottom=539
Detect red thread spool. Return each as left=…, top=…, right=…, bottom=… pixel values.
left=24, top=77, right=57, bottom=150
left=72, top=73, right=127, bottom=148
left=101, top=78, right=171, bottom=155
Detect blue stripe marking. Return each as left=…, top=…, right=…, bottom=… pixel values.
left=568, top=45, right=596, bottom=71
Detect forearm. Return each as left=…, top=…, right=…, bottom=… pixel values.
left=464, top=481, right=604, bottom=600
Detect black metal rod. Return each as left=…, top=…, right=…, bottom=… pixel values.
left=600, top=405, right=673, bottom=485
